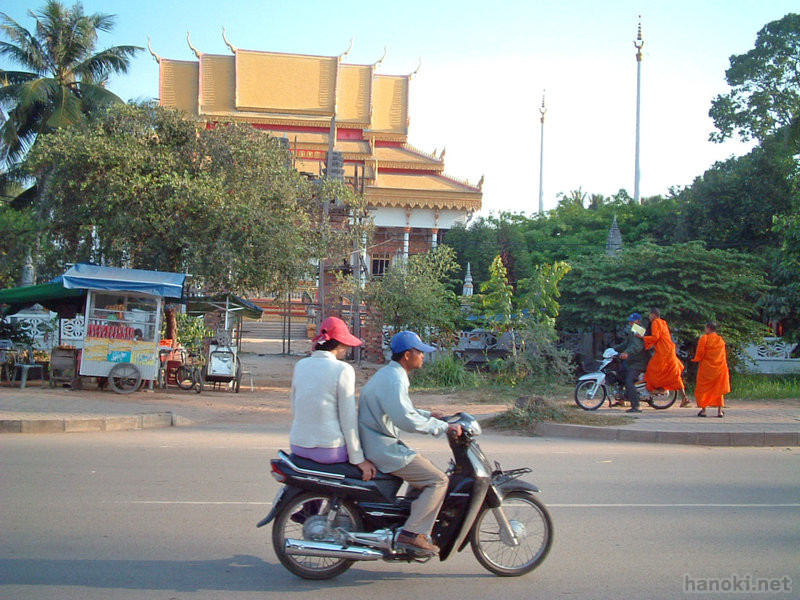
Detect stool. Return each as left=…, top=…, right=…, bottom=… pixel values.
left=240, top=370, right=254, bottom=392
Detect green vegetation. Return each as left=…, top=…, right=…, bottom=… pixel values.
left=726, top=373, right=800, bottom=400
left=488, top=396, right=632, bottom=430
left=412, top=351, right=483, bottom=390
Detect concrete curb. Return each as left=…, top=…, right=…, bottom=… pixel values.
left=531, top=422, right=800, bottom=447
left=0, top=412, right=176, bottom=434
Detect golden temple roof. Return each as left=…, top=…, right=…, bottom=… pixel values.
left=155, top=40, right=480, bottom=214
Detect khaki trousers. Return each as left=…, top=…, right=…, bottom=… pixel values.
left=391, top=454, right=449, bottom=536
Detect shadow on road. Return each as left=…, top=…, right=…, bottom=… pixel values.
left=0, top=554, right=489, bottom=592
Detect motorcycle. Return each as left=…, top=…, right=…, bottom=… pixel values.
left=257, top=412, right=553, bottom=579
left=574, top=348, right=678, bottom=411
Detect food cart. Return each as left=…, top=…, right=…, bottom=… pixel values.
left=185, top=293, right=262, bottom=392
left=62, top=264, right=187, bottom=394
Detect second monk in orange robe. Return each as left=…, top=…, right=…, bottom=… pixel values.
left=638, top=308, right=689, bottom=405
left=692, top=322, right=731, bottom=417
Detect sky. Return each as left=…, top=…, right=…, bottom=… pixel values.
left=3, top=0, right=798, bottom=216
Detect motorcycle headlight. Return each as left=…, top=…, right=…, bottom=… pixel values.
left=459, top=413, right=482, bottom=437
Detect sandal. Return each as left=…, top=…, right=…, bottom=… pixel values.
left=679, top=397, right=690, bottom=408
left=697, top=410, right=707, bottom=417
left=717, top=411, right=724, bottom=418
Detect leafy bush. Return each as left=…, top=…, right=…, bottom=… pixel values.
left=413, top=351, right=482, bottom=389
left=175, top=314, right=212, bottom=352
left=489, top=322, right=574, bottom=390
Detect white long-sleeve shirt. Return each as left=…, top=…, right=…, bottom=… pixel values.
left=289, top=350, right=365, bottom=464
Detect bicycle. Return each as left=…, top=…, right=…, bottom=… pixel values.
left=175, top=350, right=205, bottom=394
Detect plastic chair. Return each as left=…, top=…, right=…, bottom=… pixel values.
left=12, top=345, right=46, bottom=389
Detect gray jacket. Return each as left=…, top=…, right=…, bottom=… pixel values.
left=357, top=361, right=448, bottom=473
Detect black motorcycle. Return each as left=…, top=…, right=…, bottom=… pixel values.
left=257, top=413, right=553, bottom=579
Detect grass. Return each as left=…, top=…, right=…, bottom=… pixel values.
left=725, top=373, right=800, bottom=400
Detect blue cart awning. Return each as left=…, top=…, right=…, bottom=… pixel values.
left=62, top=264, right=187, bottom=299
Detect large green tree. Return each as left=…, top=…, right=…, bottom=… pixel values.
left=26, top=102, right=365, bottom=294
left=358, top=245, right=461, bottom=341
left=558, top=242, right=769, bottom=355
left=709, top=13, right=800, bottom=143
left=0, top=1, right=140, bottom=164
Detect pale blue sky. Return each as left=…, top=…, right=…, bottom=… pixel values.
left=3, top=1, right=798, bottom=214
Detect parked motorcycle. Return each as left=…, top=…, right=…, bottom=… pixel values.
left=574, top=348, right=678, bottom=410
left=257, top=412, right=553, bottom=579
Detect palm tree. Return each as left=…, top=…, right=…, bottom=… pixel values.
left=0, top=1, right=141, bottom=164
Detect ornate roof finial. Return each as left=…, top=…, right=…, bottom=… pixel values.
left=147, top=36, right=161, bottom=63
left=634, top=15, right=644, bottom=61
left=186, top=31, right=200, bottom=58
left=373, top=46, right=388, bottom=67
left=462, top=262, right=474, bottom=297
left=606, top=215, right=623, bottom=257
left=539, top=89, right=547, bottom=123
left=439, top=147, right=446, bottom=160
left=222, top=26, right=237, bottom=54
left=477, top=174, right=484, bottom=190
left=409, top=57, right=422, bottom=78
left=340, top=38, right=354, bottom=60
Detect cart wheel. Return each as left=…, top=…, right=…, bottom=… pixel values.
left=108, top=363, right=142, bottom=395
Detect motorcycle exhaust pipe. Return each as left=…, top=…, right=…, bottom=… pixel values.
left=284, top=538, right=384, bottom=561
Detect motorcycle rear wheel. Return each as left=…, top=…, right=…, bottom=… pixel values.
left=648, top=389, right=678, bottom=409
left=574, top=380, right=607, bottom=410
left=470, top=491, right=553, bottom=577
left=272, top=492, right=362, bottom=580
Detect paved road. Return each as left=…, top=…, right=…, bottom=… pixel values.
left=2, top=425, right=798, bottom=599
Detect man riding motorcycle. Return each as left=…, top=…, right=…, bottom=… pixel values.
left=358, top=330, right=462, bottom=556
left=612, top=313, right=650, bottom=413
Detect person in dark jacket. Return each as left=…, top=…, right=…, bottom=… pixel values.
left=613, top=313, right=650, bottom=413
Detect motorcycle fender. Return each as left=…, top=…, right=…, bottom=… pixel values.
left=497, top=479, right=541, bottom=495
left=256, top=486, right=302, bottom=528
left=577, top=372, right=604, bottom=383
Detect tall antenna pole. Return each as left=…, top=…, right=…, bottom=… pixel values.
left=538, top=90, right=546, bottom=214
left=633, top=17, right=644, bottom=204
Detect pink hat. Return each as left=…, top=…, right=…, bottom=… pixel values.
left=312, top=316, right=363, bottom=347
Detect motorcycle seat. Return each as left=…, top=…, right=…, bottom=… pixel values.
left=287, top=453, right=403, bottom=484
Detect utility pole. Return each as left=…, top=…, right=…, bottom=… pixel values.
left=633, top=17, right=644, bottom=204
left=538, top=91, right=546, bottom=214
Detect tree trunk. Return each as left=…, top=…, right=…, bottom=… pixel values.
left=164, top=306, right=178, bottom=344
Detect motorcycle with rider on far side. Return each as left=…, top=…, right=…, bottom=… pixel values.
left=574, top=313, right=679, bottom=411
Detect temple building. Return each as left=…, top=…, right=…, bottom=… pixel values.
left=152, top=34, right=482, bottom=279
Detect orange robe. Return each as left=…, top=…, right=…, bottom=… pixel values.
left=642, top=318, right=685, bottom=391
left=692, top=332, right=730, bottom=408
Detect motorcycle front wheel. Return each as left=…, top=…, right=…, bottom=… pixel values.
left=574, top=380, right=607, bottom=410
left=272, top=492, right=362, bottom=580
left=470, top=491, right=553, bottom=577
left=648, top=389, right=678, bottom=409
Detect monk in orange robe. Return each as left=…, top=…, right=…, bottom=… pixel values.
left=637, top=308, right=690, bottom=406
left=692, top=322, right=730, bottom=418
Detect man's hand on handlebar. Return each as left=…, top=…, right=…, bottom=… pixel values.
left=447, top=423, right=463, bottom=438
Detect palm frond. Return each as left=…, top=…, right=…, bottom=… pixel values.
left=46, top=82, right=83, bottom=128
left=75, top=45, right=142, bottom=80
left=74, top=81, right=123, bottom=111
left=0, top=69, right=39, bottom=86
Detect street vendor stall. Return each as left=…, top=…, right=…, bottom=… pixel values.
left=185, top=293, right=262, bottom=392
left=62, top=264, right=187, bottom=394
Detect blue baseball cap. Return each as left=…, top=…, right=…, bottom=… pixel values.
left=390, top=331, right=436, bottom=353
left=627, top=313, right=642, bottom=322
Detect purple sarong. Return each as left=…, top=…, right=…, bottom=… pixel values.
left=290, top=444, right=349, bottom=464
